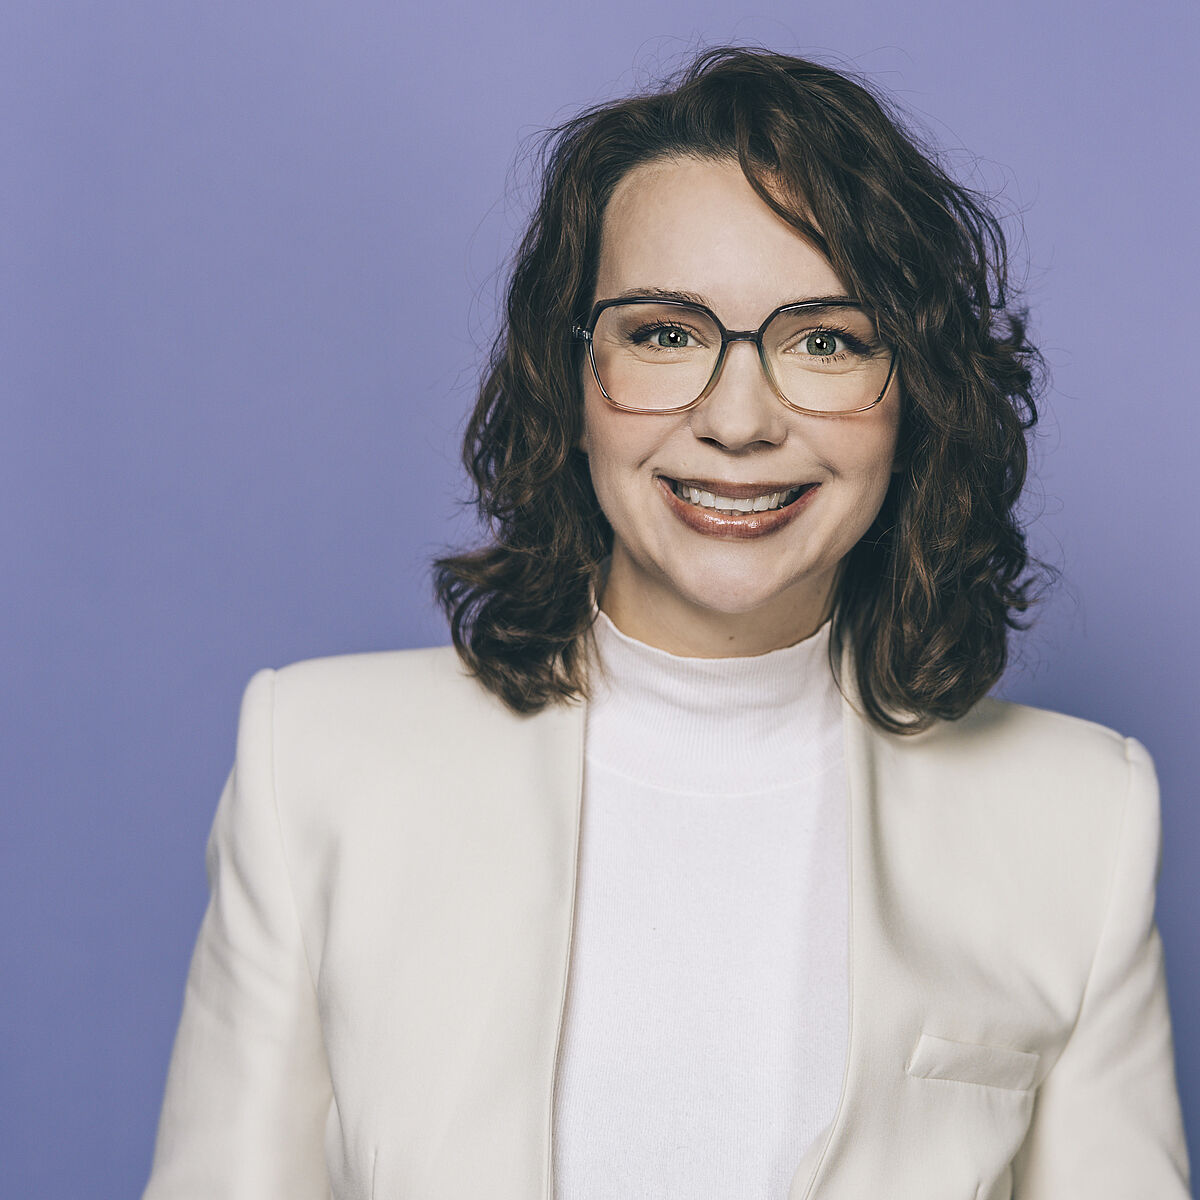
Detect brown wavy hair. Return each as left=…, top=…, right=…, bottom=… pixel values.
left=433, top=46, right=1048, bottom=733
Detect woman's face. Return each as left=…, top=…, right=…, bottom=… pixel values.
left=580, top=155, right=901, bottom=656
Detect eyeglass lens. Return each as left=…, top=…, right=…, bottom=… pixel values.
left=590, top=302, right=891, bottom=413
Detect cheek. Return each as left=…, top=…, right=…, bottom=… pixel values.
left=579, top=397, right=633, bottom=519
left=813, top=409, right=900, bottom=509
left=580, top=384, right=655, bottom=484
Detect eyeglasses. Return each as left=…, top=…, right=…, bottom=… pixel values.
left=572, top=297, right=897, bottom=416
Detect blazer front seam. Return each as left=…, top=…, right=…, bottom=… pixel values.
left=544, top=697, right=588, bottom=1200
left=796, top=673, right=859, bottom=1200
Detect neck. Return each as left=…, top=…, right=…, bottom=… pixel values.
left=585, top=607, right=841, bottom=792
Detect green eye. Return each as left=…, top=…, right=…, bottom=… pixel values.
left=655, top=328, right=690, bottom=347
left=804, top=332, right=840, bottom=356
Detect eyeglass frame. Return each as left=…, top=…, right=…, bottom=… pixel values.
left=571, top=295, right=898, bottom=417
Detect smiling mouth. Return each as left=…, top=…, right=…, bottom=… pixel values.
left=666, top=478, right=815, bottom=515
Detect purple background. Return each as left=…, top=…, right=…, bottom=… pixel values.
left=3, top=1, right=1197, bottom=1191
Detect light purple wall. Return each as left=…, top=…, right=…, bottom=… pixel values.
left=3, top=1, right=1196, bottom=1191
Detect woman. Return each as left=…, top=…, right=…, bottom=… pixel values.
left=143, top=48, right=1190, bottom=1199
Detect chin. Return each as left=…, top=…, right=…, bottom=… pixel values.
left=667, top=567, right=810, bottom=619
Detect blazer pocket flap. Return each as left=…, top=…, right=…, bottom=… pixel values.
left=905, top=1032, right=1039, bottom=1091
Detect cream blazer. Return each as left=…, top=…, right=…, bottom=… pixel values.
left=143, top=644, right=1191, bottom=1200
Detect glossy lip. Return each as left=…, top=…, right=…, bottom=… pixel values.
left=657, top=474, right=819, bottom=539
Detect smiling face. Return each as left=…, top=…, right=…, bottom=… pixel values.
left=579, top=155, right=902, bottom=656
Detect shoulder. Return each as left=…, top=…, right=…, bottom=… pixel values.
left=236, top=644, right=582, bottom=801
left=273, top=642, right=484, bottom=703
left=887, top=693, right=1145, bottom=795
left=253, top=643, right=526, bottom=735
left=869, top=694, right=1160, bottom=882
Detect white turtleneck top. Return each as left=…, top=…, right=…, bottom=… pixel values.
left=551, top=609, right=849, bottom=1199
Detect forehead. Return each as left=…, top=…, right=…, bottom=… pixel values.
left=596, top=156, right=845, bottom=318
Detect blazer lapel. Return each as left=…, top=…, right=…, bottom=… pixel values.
left=788, top=651, right=1043, bottom=1198
left=783, top=648, right=880, bottom=1198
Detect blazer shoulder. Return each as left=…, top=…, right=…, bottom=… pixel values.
left=274, top=642, right=471, bottom=692
left=266, top=641, right=523, bottom=723
left=256, top=643, right=580, bottom=784
left=906, top=693, right=1141, bottom=789
left=973, top=694, right=1129, bottom=743
left=866, top=696, right=1155, bottom=860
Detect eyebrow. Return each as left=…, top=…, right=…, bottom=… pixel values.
left=610, top=286, right=858, bottom=308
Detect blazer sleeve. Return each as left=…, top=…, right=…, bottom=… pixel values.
left=1011, top=736, right=1191, bottom=1197
left=143, top=668, right=333, bottom=1200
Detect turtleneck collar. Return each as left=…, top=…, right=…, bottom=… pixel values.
left=585, top=608, right=844, bottom=795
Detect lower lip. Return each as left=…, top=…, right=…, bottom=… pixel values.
left=658, top=478, right=819, bottom=539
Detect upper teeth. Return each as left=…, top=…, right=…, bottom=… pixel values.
left=672, top=482, right=803, bottom=513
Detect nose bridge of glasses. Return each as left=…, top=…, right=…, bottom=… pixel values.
left=713, top=327, right=772, bottom=377
left=700, top=327, right=781, bottom=410
left=723, top=328, right=761, bottom=346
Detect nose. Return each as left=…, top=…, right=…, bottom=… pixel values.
left=687, top=336, right=788, bottom=451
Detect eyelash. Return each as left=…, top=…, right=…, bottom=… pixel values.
left=627, top=321, right=706, bottom=346
left=785, top=324, right=872, bottom=359
left=627, top=321, right=874, bottom=359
